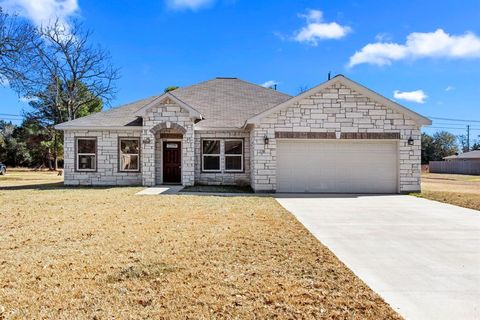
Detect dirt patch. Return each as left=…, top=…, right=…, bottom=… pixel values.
left=0, top=171, right=401, bottom=319
left=421, top=173, right=480, bottom=210
left=181, top=185, right=253, bottom=193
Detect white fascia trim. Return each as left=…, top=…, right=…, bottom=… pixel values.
left=55, top=126, right=143, bottom=131
left=246, top=75, right=432, bottom=126
left=194, top=127, right=247, bottom=132
left=135, top=92, right=203, bottom=119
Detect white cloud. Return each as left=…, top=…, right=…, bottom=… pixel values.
left=1, top=0, right=78, bottom=27
left=445, top=85, right=455, bottom=91
left=261, top=80, right=279, bottom=88
left=375, top=32, right=392, bottom=42
left=166, top=0, right=214, bottom=10
left=349, top=29, right=480, bottom=67
left=294, top=9, right=351, bottom=45
left=19, top=96, right=38, bottom=103
left=0, top=77, right=10, bottom=87
left=393, top=90, right=428, bottom=104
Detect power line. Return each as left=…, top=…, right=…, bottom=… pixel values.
left=0, top=113, right=22, bottom=117
left=428, top=116, right=480, bottom=123
left=428, top=126, right=480, bottom=131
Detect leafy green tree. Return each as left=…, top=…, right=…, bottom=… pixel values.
left=422, top=131, right=459, bottom=163
left=421, top=133, right=435, bottom=164
left=25, top=80, right=102, bottom=169
left=432, top=131, right=458, bottom=160
left=0, top=120, right=32, bottom=166
left=164, top=86, right=179, bottom=93
left=471, top=141, right=480, bottom=151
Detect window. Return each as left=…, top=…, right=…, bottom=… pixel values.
left=119, top=138, right=140, bottom=172
left=201, top=139, right=244, bottom=173
left=202, top=140, right=221, bottom=171
left=76, top=138, right=96, bottom=171
left=225, top=140, right=243, bottom=172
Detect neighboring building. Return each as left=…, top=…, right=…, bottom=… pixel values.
left=444, top=150, right=480, bottom=161
left=55, top=75, right=431, bottom=193
left=429, top=150, right=480, bottom=175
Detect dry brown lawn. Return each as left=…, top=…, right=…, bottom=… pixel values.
left=0, top=171, right=401, bottom=319
left=420, top=172, right=480, bottom=211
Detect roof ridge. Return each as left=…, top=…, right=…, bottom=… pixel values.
left=231, top=78, right=292, bottom=98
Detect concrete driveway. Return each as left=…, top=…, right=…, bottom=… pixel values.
left=275, top=195, right=480, bottom=320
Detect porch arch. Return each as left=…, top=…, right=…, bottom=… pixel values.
left=150, top=122, right=187, bottom=135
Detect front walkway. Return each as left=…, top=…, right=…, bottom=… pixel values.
left=135, top=185, right=183, bottom=195
left=275, top=194, right=480, bottom=320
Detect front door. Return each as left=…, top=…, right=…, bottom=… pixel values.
left=163, top=141, right=181, bottom=184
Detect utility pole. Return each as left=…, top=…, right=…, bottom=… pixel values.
left=467, top=125, right=470, bottom=151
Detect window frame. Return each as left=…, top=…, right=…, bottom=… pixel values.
left=200, top=138, right=245, bottom=173
left=118, top=137, right=141, bottom=172
left=201, top=139, right=221, bottom=172
left=224, top=139, right=244, bottom=172
left=75, top=137, right=97, bottom=172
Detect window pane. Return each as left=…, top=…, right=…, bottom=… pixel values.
left=203, top=156, right=220, bottom=170
left=121, top=154, right=139, bottom=170
left=225, top=156, right=242, bottom=170
left=121, top=139, right=139, bottom=154
left=78, top=155, right=95, bottom=170
left=203, top=140, right=220, bottom=154
left=225, top=140, right=242, bottom=154
left=78, top=139, right=96, bottom=153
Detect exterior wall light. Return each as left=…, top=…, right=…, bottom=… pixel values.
left=142, top=137, right=151, bottom=144
left=264, top=135, right=269, bottom=145
left=407, top=137, right=414, bottom=146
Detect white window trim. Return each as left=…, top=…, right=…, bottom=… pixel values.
left=224, top=139, right=243, bottom=172
left=76, top=138, right=97, bottom=172
left=119, top=138, right=140, bottom=172
left=202, top=139, right=221, bottom=172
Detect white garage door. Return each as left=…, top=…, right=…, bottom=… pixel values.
left=276, top=140, right=398, bottom=193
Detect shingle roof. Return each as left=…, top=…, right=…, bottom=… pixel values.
left=55, top=96, right=159, bottom=129
left=171, top=78, right=291, bottom=128
left=56, top=78, right=292, bottom=130
left=444, top=150, right=480, bottom=160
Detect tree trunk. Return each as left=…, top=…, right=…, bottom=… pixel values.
left=47, top=148, right=53, bottom=170
left=53, top=131, right=58, bottom=171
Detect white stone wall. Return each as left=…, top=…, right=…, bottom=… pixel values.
left=194, top=130, right=250, bottom=186
left=251, top=82, right=422, bottom=193
left=63, top=130, right=142, bottom=186
left=141, top=101, right=195, bottom=187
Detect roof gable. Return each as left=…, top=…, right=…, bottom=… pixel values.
left=246, top=75, right=432, bottom=126
left=135, top=92, right=203, bottom=119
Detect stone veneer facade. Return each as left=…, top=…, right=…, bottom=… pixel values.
left=194, top=130, right=250, bottom=186
left=63, top=130, right=142, bottom=186
left=141, top=100, right=195, bottom=187
left=250, top=82, right=421, bottom=193
left=63, top=81, right=422, bottom=192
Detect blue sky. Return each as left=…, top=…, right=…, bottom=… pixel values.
left=1, top=0, right=480, bottom=139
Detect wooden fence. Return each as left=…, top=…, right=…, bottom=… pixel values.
left=429, top=160, right=480, bottom=175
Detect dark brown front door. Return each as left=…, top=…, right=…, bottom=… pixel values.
left=163, top=141, right=181, bottom=184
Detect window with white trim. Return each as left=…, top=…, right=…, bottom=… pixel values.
left=224, top=140, right=243, bottom=172
left=201, top=139, right=244, bottom=172
left=119, top=138, right=140, bottom=172
left=76, top=138, right=96, bottom=171
left=202, top=140, right=221, bottom=172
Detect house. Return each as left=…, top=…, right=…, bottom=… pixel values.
left=429, top=150, right=480, bottom=175
left=444, top=150, right=480, bottom=161
left=55, top=75, right=431, bottom=193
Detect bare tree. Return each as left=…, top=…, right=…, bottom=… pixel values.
left=0, top=8, right=36, bottom=84
left=6, top=19, right=119, bottom=121
left=297, top=85, right=309, bottom=94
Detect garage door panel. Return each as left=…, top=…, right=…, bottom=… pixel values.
left=276, top=140, right=398, bottom=193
